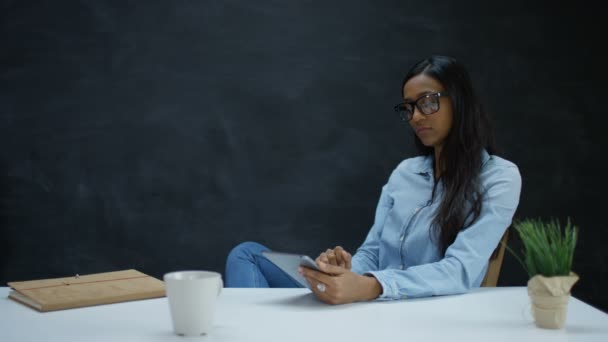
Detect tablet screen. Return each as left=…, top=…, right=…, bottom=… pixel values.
left=261, top=251, right=321, bottom=289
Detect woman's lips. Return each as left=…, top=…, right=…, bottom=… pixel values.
left=416, top=127, right=432, bottom=134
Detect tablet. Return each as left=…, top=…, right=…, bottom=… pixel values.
left=261, top=251, right=324, bottom=289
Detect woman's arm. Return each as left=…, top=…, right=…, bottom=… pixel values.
left=367, top=165, right=522, bottom=300
left=350, top=183, right=394, bottom=274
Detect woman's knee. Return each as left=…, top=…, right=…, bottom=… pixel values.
left=227, top=241, right=269, bottom=262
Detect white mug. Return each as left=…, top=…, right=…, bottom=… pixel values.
left=164, top=271, right=223, bottom=336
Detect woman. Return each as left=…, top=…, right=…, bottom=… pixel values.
left=225, top=55, right=522, bottom=305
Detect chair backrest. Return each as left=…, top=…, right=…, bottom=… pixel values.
left=481, top=229, right=509, bottom=287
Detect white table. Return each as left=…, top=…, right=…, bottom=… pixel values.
left=1, top=287, right=607, bottom=341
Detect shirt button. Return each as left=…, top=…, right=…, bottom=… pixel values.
left=414, top=207, right=420, bottom=213
left=399, top=235, right=404, bottom=241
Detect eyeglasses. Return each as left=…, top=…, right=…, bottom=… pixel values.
left=393, top=92, right=449, bottom=121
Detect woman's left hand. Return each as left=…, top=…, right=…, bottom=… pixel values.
left=299, top=261, right=382, bottom=305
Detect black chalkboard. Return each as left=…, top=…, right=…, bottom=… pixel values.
left=1, top=1, right=606, bottom=312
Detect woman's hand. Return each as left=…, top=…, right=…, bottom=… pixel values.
left=299, top=261, right=382, bottom=305
left=316, top=246, right=352, bottom=270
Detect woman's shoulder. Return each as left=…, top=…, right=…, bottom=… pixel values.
left=393, top=155, right=432, bottom=174
left=484, top=154, right=519, bottom=170
left=384, top=155, right=433, bottom=187
left=482, top=153, right=521, bottom=184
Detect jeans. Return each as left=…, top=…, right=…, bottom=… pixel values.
left=225, top=241, right=303, bottom=288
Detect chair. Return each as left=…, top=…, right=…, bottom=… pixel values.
left=481, top=229, right=509, bottom=287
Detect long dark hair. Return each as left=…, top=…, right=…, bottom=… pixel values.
left=402, top=55, right=497, bottom=255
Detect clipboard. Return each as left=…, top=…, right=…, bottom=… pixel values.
left=7, top=269, right=165, bottom=312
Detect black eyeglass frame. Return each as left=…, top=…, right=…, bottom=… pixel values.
left=393, top=92, right=449, bottom=121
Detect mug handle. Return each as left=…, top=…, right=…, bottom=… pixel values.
left=217, top=277, right=223, bottom=296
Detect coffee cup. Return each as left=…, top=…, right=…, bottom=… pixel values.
left=164, top=271, right=223, bottom=336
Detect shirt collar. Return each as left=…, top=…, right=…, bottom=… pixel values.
left=416, top=149, right=491, bottom=175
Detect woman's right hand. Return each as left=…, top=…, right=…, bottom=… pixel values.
left=316, top=246, right=352, bottom=270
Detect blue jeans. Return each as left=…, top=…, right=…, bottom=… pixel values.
left=225, top=241, right=303, bottom=288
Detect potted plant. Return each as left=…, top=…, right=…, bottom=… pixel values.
left=506, top=217, right=579, bottom=329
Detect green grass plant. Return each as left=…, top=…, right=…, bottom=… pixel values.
left=506, top=218, right=578, bottom=278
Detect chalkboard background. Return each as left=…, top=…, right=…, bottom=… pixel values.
left=2, top=1, right=606, bottom=312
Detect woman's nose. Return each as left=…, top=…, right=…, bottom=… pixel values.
left=410, top=107, right=425, bottom=122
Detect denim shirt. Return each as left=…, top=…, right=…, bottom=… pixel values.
left=351, top=150, right=522, bottom=300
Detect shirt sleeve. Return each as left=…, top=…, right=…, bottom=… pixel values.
left=367, top=165, right=522, bottom=300
left=350, top=183, right=394, bottom=274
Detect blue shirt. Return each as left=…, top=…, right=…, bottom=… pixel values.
left=351, top=150, right=522, bottom=300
